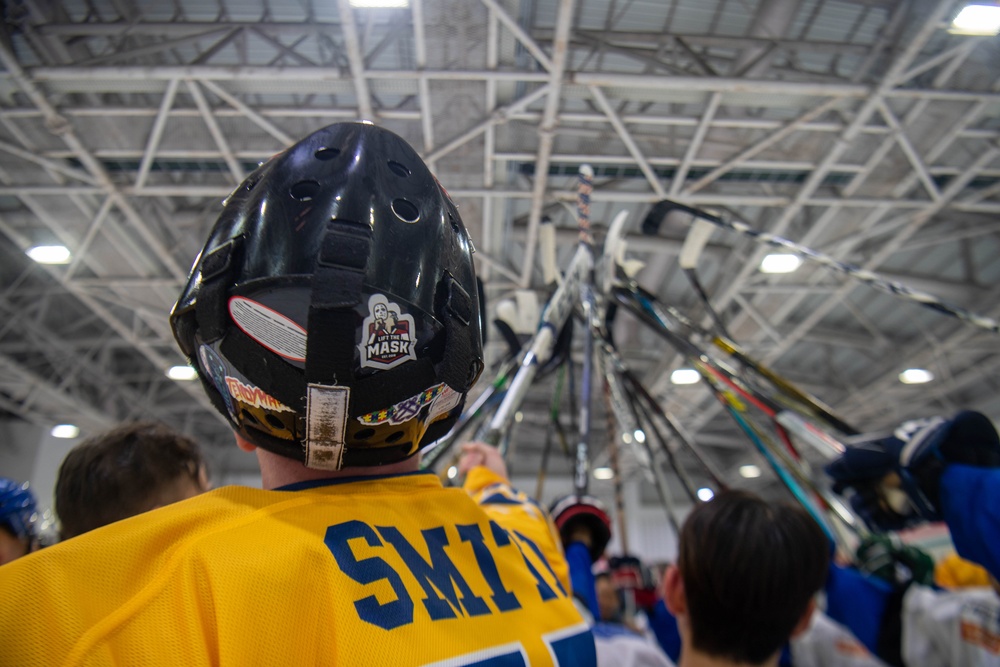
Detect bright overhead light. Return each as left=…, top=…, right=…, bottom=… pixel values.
left=697, top=487, right=715, bottom=501
left=950, top=4, right=1000, bottom=35
left=447, top=466, right=458, bottom=479
left=51, top=424, right=80, bottom=439
left=27, top=245, right=71, bottom=265
left=633, top=429, right=646, bottom=444
left=671, top=368, right=700, bottom=385
left=593, top=467, right=615, bottom=480
left=167, top=365, right=198, bottom=381
left=739, top=464, right=762, bottom=479
left=759, top=253, right=802, bottom=274
left=899, top=368, right=934, bottom=384
left=349, top=0, right=409, bottom=7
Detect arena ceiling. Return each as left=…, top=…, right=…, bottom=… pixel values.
left=0, top=0, right=997, bottom=507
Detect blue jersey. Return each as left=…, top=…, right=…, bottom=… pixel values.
left=940, top=464, right=1000, bottom=582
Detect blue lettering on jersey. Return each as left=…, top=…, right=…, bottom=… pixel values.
left=545, top=625, right=598, bottom=667
left=457, top=523, right=521, bottom=613
left=513, top=530, right=567, bottom=597
left=378, top=525, right=491, bottom=620
left=324, top=520, right=414, bottom=630
left=505, top=529, right=558, bottom=602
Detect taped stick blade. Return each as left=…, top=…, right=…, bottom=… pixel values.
left=679, top=219, right=716, bottom=269
left=539, top=216, right=560, bottom=286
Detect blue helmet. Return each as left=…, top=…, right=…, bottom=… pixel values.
left=0, top=478, right=38, bottom=542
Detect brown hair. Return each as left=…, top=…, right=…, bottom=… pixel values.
left=55, top=421, right=207, bottom=539
left=678, top=489, right=829, bottom=665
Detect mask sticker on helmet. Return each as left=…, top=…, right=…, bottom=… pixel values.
left=359, top=293, right=417, bottom=370
left=358, top=383, right=446, bottom=426
left=229, top=296, right=307, bottom=362
left=199, top=345, right=236, bottom=418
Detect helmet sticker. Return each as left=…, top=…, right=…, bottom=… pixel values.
left=358, top=383, right=447, bottom=426
left=199, top=344, right=236, bottom=418
left=229, top=296, right=307, bottom=362
left=426, top=385, right=461, bottom=423
left=306, top=384, right=350, bottom=470
left=225, top=377, right=294, bottom=413
left=359, top=293, right=417, bottom=370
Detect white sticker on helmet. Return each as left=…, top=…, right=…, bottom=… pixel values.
left=359, top=293, right=417, bottom=370
left=427, top=385, right=461, bottom=423
left=229, top=296, right=307, bottom=362
left=306, top=384, right=350, bottom=470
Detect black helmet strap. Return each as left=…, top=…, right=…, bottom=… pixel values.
left=303, top=220, right=373, bottom=470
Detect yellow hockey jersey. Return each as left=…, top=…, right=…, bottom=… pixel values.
left=0, top=468, right=595, bottom=667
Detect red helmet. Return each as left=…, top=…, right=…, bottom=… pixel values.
left=550, top=494, right=612, bottom=562
left=171, top=123, right=483, bottom=470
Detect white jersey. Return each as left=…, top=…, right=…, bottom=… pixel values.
left=901, top=584, right=1000, bottom=667
left=592, top=622, right=675, bottom=667
left=791, top=609, right=888, bottom=667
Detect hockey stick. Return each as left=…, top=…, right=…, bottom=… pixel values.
left=617, top=284, right=852, bottom=459
left=602, top=346, right=683, bottom=534
left=535, top=362, right=568, bottom=500
left=421, top=354, right=519, bottom=469
left=601, top=340, right=702, bottom=502
left=601, top=379, right=629, bottom=553
left=573, top=164, right=597, bottom=495
left=643, top=199, right=1000, bottom=334
left=678, top=215, right=734, bottom=340
left=616, top=287, right=867, bottom=540
left=482, top=187, right=594, bottom=456
left=605, top=207, right=856, bottom=437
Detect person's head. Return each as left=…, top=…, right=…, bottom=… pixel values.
left=595, top=572, right=622, bottom=622
left=170, top=122, right=483, bottom=480
left=55, top=422, right=208, bottom=540
left=550, top=494, right=612, bottom=563
left=0, top=478, right=37, bottom=565
left=664, top=490, right=830, bottom=666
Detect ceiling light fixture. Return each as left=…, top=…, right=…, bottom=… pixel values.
left=739, top=464, right=762, bottom=479
left=167, top=365, right=199, bottom=381
left=950, top=3, right=1000, bottom=35
left=27, top=245, right=72, bottom=265
left=51, top=424, right=80, bottom=439
left=759, top=253, right=802, bottom=274
left=593, top=467, right=614, bottom=480
left=697, top=487, right=715, bottom=501
left=670, top=368, right=700, bottom=385
left=899, top=368, right=934, bottom=384
left=447, top=466, right=458, bottom=479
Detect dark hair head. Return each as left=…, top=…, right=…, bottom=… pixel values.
left=678, top=489, right=829, bottom=665
left=55, top=421, right=206, bottom=539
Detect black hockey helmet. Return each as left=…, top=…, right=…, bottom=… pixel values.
left=171, top=122, right=484, bottom=470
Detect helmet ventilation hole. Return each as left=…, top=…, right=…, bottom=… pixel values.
left=314, top=147, right=340, bottom=160
left=264, top=414, right=286, bottom=431
left=385, top=430, right=406, bottom=443
left=448, top=212, right=461, bottom=233
left=290, top=180, right=321, bottom=202
left=242, top=409, right=260, bottom=425
left=355, top=428, right=376, bottom=440
left=387, top=160, right=410, bottom=177
left=391, top=198, right=420, bottom=224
